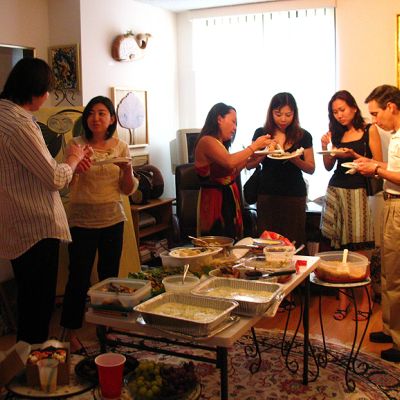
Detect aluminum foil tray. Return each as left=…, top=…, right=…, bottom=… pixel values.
left=134, top=292, right=238, bottom=337
left=191, top=277, right=283, bottom=316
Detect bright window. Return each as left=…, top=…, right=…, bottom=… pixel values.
left=191, top=8, right=336, bottom=201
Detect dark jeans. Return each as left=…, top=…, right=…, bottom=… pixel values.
left=11, top=239, right=60, bottom=344
left=60, top=222, right=124, bottom=329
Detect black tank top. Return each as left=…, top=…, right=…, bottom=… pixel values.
left=329, top=125, right=372, bottom=189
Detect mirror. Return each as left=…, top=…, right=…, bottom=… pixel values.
left=0, top=44, right=35, bottom=90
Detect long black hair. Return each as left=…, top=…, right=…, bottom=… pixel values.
left=0, top=58, right=54, bottom=105
left=328, top=90, right=365, bottom=147
left=263, top=92, right=303, bottom=145
left=81, top=96, right=117, bottom=140
left=197, top=102, right=236, bottom=149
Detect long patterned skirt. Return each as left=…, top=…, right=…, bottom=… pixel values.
left=320, top=186, right=374, bottom=249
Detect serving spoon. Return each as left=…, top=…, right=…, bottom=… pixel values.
left=182, top=264, right=190, bottom=285
left=188, top=235, right=209, bottom=246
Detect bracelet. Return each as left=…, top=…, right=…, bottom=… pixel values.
left=374, top=164, right=380, bottom=178
left=247, top=146, right=255, bottom=154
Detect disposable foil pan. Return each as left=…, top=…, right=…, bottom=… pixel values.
left=134, top=292, right=238, bottom=337
left=191, top=277, right=283, bottom=316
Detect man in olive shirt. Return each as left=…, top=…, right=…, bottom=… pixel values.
left=356, top=85, right=400, bottom=362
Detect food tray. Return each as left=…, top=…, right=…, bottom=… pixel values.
left=191, top=277, right=283, bottom=316
left=88, top=278, right=151, bottom=308
left=134, top=292, right=238, bottom=337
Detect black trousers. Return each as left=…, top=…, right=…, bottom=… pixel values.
left=11, top=239, right=60, bottom=344
left=60, top=222, right=124, bottom=329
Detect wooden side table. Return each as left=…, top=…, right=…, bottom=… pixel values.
left=130, top=198, right=174, bottom=247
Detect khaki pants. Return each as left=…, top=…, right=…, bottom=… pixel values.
left=382, top=199, right=400, bottom=349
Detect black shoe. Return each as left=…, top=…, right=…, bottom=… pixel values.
left=370, top=331, right=393, bottom=343
left=381, top=347, right=400, bottom=362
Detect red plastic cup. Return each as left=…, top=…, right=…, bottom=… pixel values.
left=94, top=353, right=126, bottom=400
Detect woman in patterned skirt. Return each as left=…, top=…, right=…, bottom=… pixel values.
left=320, top=90, right=382, bottom=321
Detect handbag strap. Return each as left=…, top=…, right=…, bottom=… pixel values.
left=363, top=124, right=372, bottom=157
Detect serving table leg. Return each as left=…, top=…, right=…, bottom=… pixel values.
left=217, top=347, right=228, bottom=400
left=94, top=326, right=230, bottom=400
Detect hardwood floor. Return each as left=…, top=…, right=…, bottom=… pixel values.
left=0, top=290, right=390, bottom=359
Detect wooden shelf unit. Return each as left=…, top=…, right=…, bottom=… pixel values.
left=130, top=198, right=174, bottom=246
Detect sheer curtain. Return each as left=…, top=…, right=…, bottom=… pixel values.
left=191, top=8, right=336, bottom=201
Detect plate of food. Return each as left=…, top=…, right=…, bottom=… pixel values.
left=254, top=149, right=284, bottom=155
left=342, top=162, right=358, bottom=169
left=267, top=147, right=304, bottom=160
left=169, top=246, right=222, bottom=259
left=93, top=157, right=132, bottom=165
left=317, top=149, right=346, bottom=155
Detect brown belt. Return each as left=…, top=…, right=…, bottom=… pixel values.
left=383, top=192, right=400, bottom=200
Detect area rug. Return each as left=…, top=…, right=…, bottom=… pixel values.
left=81, top=329, right=400, bottom=400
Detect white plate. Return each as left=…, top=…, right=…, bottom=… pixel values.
left=93, top=157, right=132, bottom=165
left=267, top=148, right=304, bottom=160
left=342, top=162, right=357, bottom=169
left=254, top=149, right=283, bottom=155
left=317, top=150, right=346, bottom=155
left=231, top=237, right=253, bottom=260
left=169, top=246, right=222, bottom=259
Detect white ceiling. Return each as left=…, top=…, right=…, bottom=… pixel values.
left=136, top=0, right=276, bottom=13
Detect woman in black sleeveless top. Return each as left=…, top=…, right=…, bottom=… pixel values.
left=320, top=90, right=382, bottom=321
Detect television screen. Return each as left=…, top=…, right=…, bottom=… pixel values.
left=185, top=131, right=200, bottom=163
left=176, top=128, right=201, bottom=165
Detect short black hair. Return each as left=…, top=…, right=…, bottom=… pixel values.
left=0, top=58, right=54, bottom=105
left=365, top=84, right=400, bottom=109
left=81, top=96, right=117, bottom=140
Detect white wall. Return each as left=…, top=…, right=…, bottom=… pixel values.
left=79, top=0, right=179, bottom=197
left=0, top=0, right=49, bottom=59
left=336, top=0, right=399, bottom=119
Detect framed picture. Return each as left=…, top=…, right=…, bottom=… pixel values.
left=48, top=44, right=80, bottom=91
left=398, top=15, right=400, bottom=87
left=112, top=87, right=148, bottom=147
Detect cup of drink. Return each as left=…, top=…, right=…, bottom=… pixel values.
left=37, top=358, right=59, bottom=393
left=95, top=353, right=126, bottom=400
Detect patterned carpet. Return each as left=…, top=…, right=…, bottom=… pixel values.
left=81, top=328, right=400, bottom=400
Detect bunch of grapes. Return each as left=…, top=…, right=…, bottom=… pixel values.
left=160, top=362, right=197, bottom=398
left=127, top=360, right=198, bottom=400
left=127, top=360, right=162, bottom=400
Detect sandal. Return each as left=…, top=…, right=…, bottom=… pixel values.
left=353, top=310, right=371, bottom=322
left=333, top=306, right=350, bottom=321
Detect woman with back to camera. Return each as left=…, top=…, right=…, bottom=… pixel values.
left=60, top=96, right=138, bottom=346
left=0, top=58, right=90, bottom=344
left=248, top=92, right=315, bottom=247
left=320, top=90, right=382, bottom=321
left=194, top=102, right=272, bottom=240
